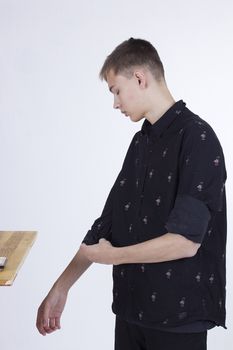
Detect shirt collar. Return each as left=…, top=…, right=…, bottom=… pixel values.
left=141, top=100, right=186, bottom=138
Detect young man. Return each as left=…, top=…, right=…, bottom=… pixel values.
left=36, top=38, right=227, bottom=350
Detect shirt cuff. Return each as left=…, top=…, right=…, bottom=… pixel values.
left=165, top=194, right=211, bottom=243
left=81, top=230, right=99, bottom=245
left=81, top=229, right=112, bottom=245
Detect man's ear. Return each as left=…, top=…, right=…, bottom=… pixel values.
left=135, top=72, right=142, bottom=83
left=134, top=71, right=146, bottom=88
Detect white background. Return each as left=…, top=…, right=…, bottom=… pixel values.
left=0, top=1, right=232, bottom=349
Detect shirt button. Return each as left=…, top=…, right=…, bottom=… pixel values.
left=149, top=149, right=152, bottom=153
left=140, top=194, right=144, bottom=198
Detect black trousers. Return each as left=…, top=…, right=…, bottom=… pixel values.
left=114, top=316, right=207, bottom=350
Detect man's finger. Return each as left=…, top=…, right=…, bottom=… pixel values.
left=36, top=304, right=50, bottom=335
left=37, top=317, right=48, bottom=336
left=55, top=317, right=61, bottom=329
left=49, top=317, right=56, bottom=329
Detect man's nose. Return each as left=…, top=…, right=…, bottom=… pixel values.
left=113, top=97, right=120, bottom=109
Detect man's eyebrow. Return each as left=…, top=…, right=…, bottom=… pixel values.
left=109, top=85, right=115, bottom=92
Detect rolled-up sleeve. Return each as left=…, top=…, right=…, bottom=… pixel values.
left=165, top=194, right=211, bottom=243
left=165, top=121, right=227, bottom=243
left=81, top=134, right=138, bottom=245
left=81, top=170, right=122, bottom=245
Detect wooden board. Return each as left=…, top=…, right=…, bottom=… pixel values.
left=0, top=231, right=37, bottom=286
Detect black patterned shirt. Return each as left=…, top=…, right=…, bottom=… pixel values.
left=82, top=100, right=227, bottom=332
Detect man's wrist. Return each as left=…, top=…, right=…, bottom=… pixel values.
left=52, top=281, right=68, bottom=295
left=113, top=247, right=127, bottom=265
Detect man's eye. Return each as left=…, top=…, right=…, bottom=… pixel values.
left=116, top=90, right=120, bottom=95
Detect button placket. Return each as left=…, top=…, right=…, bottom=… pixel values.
left=138, top=136, right=154, bottom=216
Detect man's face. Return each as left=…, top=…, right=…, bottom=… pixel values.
left=106, top=69, right=145, bottom=122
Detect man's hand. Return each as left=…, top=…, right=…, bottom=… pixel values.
left=80, top=238, right=118, bottom=265
left=36, top=287, right=68, bottom=336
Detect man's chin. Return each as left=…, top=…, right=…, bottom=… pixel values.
left=129, top=114, right=144, bottom=122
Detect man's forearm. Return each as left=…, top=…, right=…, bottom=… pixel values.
left=115, top=233, right=200, bottom=265
left=53, top=248, right=93, bottom=293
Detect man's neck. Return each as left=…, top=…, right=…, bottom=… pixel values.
left=143, top=80, right=176, bottom=125
left=145, top=96, right=176, bottom=125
